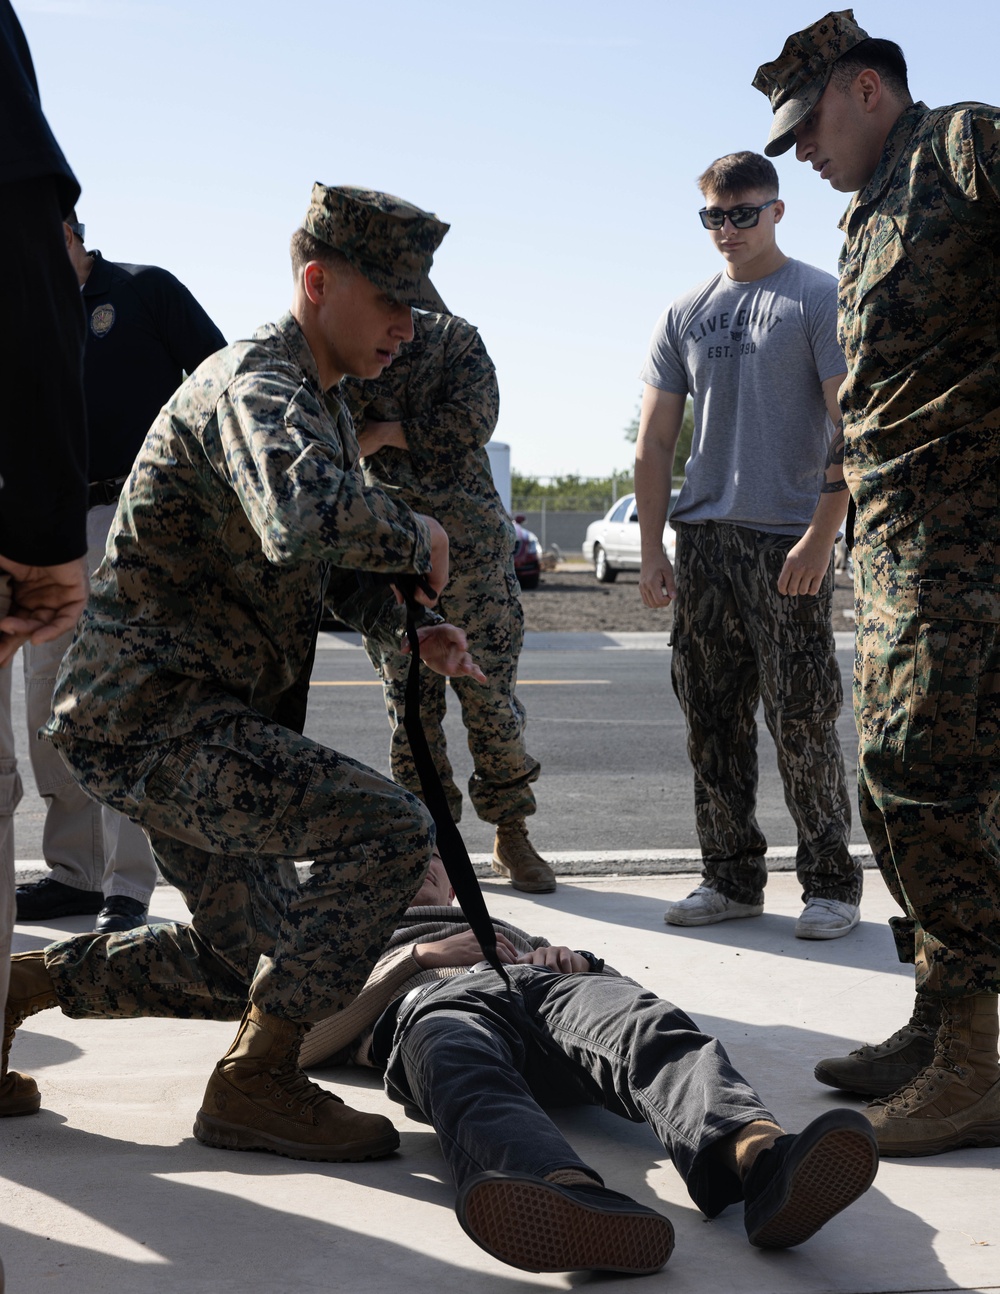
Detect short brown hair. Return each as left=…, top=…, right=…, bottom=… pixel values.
left=697, top=152, right=779, bottom=200
left=289, top=228, right=352, bottom=278
left=830, top=38, right=911, bottom=103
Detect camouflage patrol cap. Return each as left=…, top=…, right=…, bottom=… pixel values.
left=303, top=184, right=450, bottom=313
left=753, top=10, right=870, bottom=157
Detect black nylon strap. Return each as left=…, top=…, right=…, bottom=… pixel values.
left=397, top=577, right=510, bottom=987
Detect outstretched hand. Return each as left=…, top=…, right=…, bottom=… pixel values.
left=410, top=623, right=487, bottom=683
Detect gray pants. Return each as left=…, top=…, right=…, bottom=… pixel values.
left=384, top=965, right=773, bottom=1219
left=0, top=503, right=158, bottom=904
left=670, top=521, right=859, bottom=907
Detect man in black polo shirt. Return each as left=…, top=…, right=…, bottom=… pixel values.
left=7, top=218, right=225, bottom=934
left=0, top=0, right=89, bottom=1131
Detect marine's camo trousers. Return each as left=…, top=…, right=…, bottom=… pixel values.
left=367, top=562, right=539, bottom=826
left=671, top=520, right=857, bottom=907
left=855, top=472, right=1000, bottom=996
left=45, top=713, right=433, bottom=1024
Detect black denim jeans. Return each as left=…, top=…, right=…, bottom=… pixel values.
left=383, top=964, right=772, bottom=1218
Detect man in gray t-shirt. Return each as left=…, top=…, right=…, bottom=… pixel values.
left=635, top=150, right=860, bottom=939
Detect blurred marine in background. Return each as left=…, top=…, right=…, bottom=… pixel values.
left=345, top=312, right=552, bottom=894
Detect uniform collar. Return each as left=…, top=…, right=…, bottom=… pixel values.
left=838, top=102, right=929, bottom=231
left=80, top=248, right=113, bottom=296
left=273, top=311, right=325, bottom=393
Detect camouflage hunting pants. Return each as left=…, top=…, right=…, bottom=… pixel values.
left=855, top=473, right=1000, bottom=996
left=45, top=712, right=433, bottom=1024
left=366, top=562, right=539, bottom=826
left=671, top=521, right=857, bottom=907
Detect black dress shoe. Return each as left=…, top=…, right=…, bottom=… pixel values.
left=16, top=877, right=104, bottom=921
left=743, top=1108, right=878, bottom=1248
left=94, top=896, right=149, bottom=933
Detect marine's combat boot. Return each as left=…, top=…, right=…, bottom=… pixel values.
left=814, top=993, right=941, bottom=1097
left=864, top=992, right=1000, bottom=1156
left=1, top=951, right=60, bottom=1117
left=492, top=820, right=556, bottom=893
left=194, top=1003, right=399, bottom=1162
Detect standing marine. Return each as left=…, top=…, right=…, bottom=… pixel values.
left=344, top=311, right=552, bottom=893
left=755, top=9, right=1000, bottom=1156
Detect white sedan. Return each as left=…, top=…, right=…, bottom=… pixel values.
left=582, top=491, right=680, bottom=583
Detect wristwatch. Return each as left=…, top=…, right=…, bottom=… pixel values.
left=574, top=949, right=605, bottom=973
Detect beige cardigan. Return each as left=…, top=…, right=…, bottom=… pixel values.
left=298, top=905, right=549, bottom=1068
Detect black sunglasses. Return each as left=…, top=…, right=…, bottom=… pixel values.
left=698, top=199, right=778, bottom=231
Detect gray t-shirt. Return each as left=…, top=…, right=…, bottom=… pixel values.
left=640, top=258, right=845, bottom=537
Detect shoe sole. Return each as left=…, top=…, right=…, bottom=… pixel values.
left=16, top=901, right=105, bottom=920
left=192, top=1112, right=400, bottom=1162
left=795, top=920, right=860, bottom=941
left=748, top=1117, right=878, bottom=1248
left=456, top=1174, right=674, bottom=1273
left=664, top=907, right=763, bottom=927
left=0, top=1093, right=41, bottom=1117
left=491, top=861, right=556, bottom=893
left=873, top=1125, right=1000, bottom=1158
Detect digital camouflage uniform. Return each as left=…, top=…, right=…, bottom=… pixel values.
left=343, top=312, right=540, bottom=826
left=837, top=101, right=1000, bottom=997
left=43, top=310, right=440, bottom=1026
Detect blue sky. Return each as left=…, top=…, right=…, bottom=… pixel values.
left=19, top=0, right=1000, bottom=477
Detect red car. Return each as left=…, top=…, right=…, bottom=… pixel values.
left=513, top=515, right=541, bottom=590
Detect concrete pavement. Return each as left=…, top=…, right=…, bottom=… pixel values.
left=3, top=868, right=998, bottom=1293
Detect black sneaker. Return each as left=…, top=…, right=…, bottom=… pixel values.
left=743, top=1109, right=878, bottom=1248
left=94, top=896, right=148, bottom=933
left=16, top=878, right=104, bottom=921
left=456, top=1171, right=674, bottom=1274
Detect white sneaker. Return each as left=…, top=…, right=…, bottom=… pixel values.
left=795, top=898, right=860, bottom=940
left=664, top=885, right=764, bottom=927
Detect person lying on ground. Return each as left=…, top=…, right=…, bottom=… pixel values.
left=298, top=856, right=879, bottom=1276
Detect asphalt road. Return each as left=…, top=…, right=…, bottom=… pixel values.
left=8, top=635, right=865, bottom=862
left=304, top=636, right=866, bottom=859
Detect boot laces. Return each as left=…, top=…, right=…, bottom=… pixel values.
left=264, top=1063, right=344, bottom=1114
left=880, top=1010, right=970, bottom=1109
left=849, top=1022, right=933, bottom=1060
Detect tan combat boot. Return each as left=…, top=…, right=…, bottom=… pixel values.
left=2, top=951, right=60, bottom=1117
left=814, top=993, right=941, bottom=1097
left=193, top=1003, right=399, bottom=1161
left=492, top=820, right=556, bottom=893
left=864, top=991, right=1000, bottom=1156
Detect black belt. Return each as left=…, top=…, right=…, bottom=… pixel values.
left=88, top=476, right=128, bottom=509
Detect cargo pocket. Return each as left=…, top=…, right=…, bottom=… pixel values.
left=904, top=580, right=1000, bottom=764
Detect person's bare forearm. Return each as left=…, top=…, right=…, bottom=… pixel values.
left=634, top=439, right=676, bottom=557
left=776, top=418, right=850, bottom=596
left=810, top=414, right=850, bottom=543
left=634, top=387, right=684, bottom=555
left=635, top=386, right=686, bottom=608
